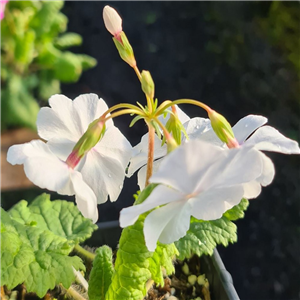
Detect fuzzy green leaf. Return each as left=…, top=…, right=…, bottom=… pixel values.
left=9, top=193, right=98, bottom=244
left=223, top=198, right=249, bottom=221
left=88, top=246, right=114, bottom=300
left=175, top=199, right=249, bottom=260
left=1, top=208, right=84, bottom=297
left=148, top=242, right=178, bottom=286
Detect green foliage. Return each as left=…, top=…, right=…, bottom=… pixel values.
left=1, top=208, right=84, bottom=297
left=8, top=193, right=98, bottom=244
left=1, top=193, right=98, bottom=297
left=175, top=198, right=249, bottom=260
left=88, top=246, right=114, bottom=300
left=105, top=187, right=177, bottom=300
left=1, top=1, right=97, bottom=130
left=258, top=2, right=300, bottom=79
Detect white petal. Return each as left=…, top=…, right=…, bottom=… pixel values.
left=79, top=124, right=131, bottom=204
left=183, top=117, right=219, bottom=144
left=73, top=94, right=113, bottom=134
left=144, top=199, right=192, bottom=251
left=103, top=5, right=122, bottom=36
left=245, top=126, right=300, bottom=154
left=256, top=152, right=275, bottom=187
left=37, top=94, right=81, bottom=141
left=70, top=171, right=98, bottom=223
left=149, top=140, right=225, bottom=194
left=137, top=159, right=162, bottom=190
left=232, top=115, right=268, bottom=144
left=242, top=181, right=262, bottom=199
left=7, top=143, right=29, bottom=165
left=119, top=185, right=184, bottom=228
left=196, top=146, right=263, bottom=191
left=47, top=138, right=76, bottom=161
left=127, top=133, right=167, bottom=177
left=8, top=140, right=71, bottom=192
left=190, top=186, right=244, bottom=220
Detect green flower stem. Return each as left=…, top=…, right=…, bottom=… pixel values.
left=156, top=99, right=212, bottom=117
left=133, top=65, right=142, bottom=81
left=73, top=244, right=96, bottom=262
left=145, top=124, right=155, bottom=187
left=102, top=103, right=143, bottom=117
left=103, top=108, right=144, bottom=123
left=59, top=284, right=86, bottom=300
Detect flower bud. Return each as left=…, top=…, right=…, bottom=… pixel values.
left=208, top=110, right=239, bottom=148
left=113, top=32, right=136, bottom=67
left=103, top=5, right=122, bottom=38
left=141, top=70, right=155, bottom=99
left=66, top=119, right=106, bottom=168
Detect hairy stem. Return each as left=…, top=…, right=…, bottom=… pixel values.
left=59, top=284, right=86, bottom=300
left=145, top=124, right=155, bottom=187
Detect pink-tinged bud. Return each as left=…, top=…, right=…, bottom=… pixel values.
left=103, top=5, right=122, bottom=39
left=222, top=129, right=240, bottom=149
left=0, top=0, right=8, bottom=21
left=66, top=119, right=106, bottom=169
left=208, top=110, right=236, bottom=145
left=66, top=150, right=82, bottom=169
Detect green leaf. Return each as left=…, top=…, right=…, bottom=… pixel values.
left=76, top=54, right=97, bottom=71
left=9, top=193, right=98, bottom=244
left=106, top=185, right=176, bottom=300
left=223, top=198, right=249, bottom=221
left=88, top=246, right=114, bottom=300
left=148, top=242, right=178, bottom=286
left=1, top=208, right=84, bottom=297
left=53, top=51, right=82, bottom=82
left=175, top=199, right=249, bottom=260
left=37, top=70, right=61, bottom=100
left=54, top=32, right=82, bottom=49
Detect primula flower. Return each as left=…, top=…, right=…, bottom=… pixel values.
left=7, top=94, right=132, bottom=222
left=7, top=140, right=99, bottom=222
left=120, top=140, right=274, bottom=251
left=0, top=0, right=8, bottom=20
left=128, top=110, right=300, bottom=190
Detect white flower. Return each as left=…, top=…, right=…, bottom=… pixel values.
left=120, top=140, right=274, bottom=251
left=7, top=140, right=98, bottom=222
left=103, top=5, right=123, bottom=37
left=128, top=111, right=300, bottom=190
left=7, top=94, right=132, bottom=222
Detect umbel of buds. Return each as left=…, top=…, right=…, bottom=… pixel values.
left=103, top=5, right=136, bottom=68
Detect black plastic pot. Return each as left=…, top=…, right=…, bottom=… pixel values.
left=85, top=220, right=240, bottom=300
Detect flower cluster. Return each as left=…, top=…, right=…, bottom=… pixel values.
left=7, top=5, right=300, bottom=255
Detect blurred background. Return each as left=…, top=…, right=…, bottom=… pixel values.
left=1, top=2, right=299, bottom=299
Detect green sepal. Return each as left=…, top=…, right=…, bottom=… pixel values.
left=8, top=193, right=98, bottom=244
left=130, top=115, right=144, bottom=127
left=88, top=246, right=114, bottom=300
left=113, top=32, right=136, bottom=67
left=175, top=198, right=249, bottom=260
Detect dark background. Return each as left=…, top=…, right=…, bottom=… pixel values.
left=4, top=2, right=299, bottom=299
left=60, top=2, right=300, bottom=299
